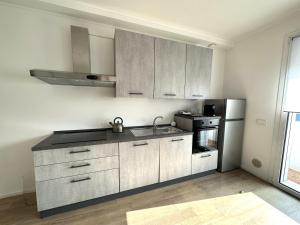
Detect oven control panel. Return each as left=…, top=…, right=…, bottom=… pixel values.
left=193, top=117, right=220, bottom=127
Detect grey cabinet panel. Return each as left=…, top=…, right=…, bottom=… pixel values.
left=185, top=45, right=213, bottom=99
left=115, top=29, right=154, bottom=98
left=154, top=38, right=186, bottom=99
left=33, top=143, right=119, bottom=166
left=159, top=135, right=192, bottom=182
left=34, top=156, right=119, bottom=182
left=36, top=169, right=119, bottom=211
left=119, top=139, right=159, bottom=191
left=192, top=150, right=218, bottom=174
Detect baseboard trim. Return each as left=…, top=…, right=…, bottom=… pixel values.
left=0, top=191, right=24, bottom=200
left=40, top=170, right=216, bottom=218
left=0, top=188, right=36, bottom=200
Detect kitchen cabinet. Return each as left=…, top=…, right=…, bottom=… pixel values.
left=119, top=139, right=160, bottom=191
left=33, top=131, right=196, bottom=215
left=159, top=135, right=193, bottom=182
left=115, top=29, right=213, bottom=100
left=115, top=29, right=155, bottom=98
left=33, top=143, right=119, bottom=212
left=154, top=38, right=186, bottom=99
left=192, top=150, right=218, bottom=174
left=185, top=45, right=213, bottom=99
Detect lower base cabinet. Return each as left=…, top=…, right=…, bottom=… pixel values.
left=192, top=150, right=218, bottom=174
left=34, top=134, right=202, bottom=215
left=36, top=169, right=119, bottom=211
left=119, top=139, right=160, bottom=191
left=159, top=135, right=193, bottom=182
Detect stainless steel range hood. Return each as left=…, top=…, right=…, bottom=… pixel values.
left=30, top=26, right=116, bottom=87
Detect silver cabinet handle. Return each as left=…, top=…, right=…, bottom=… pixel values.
left=69, top=149, right=90, bottom=154
left=171, top=138, right=184, bottom=142
left=192, top=94, right=203, bottom=97
left=70, top=177, right=91, bottom=183
left=200, top=154, right=211, bottom=158
left=133, top=143, right=148, bottom=147
left=128, top=92, right=143, bottom=95
left=164, top=93, right=176, bottom=96
left=70, top=163, right=91, bottom=168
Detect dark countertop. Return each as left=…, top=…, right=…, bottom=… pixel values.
left=32, top=125, right=193, bottom=151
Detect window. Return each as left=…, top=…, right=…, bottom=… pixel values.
left=280, top=36, right=300, bottom=193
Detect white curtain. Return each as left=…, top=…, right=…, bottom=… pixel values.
left=284, top=36, right=300, bottom=112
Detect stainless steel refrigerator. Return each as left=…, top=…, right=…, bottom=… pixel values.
left=204, top=99, right=246, bottom=172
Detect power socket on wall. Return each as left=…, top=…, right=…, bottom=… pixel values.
left=256, top=118, right=267, bottom=126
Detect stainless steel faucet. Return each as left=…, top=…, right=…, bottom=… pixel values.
left=153, top=116, right=163, bottom=130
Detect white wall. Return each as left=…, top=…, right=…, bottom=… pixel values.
left=224, top=12, right=300, bottom=181
left=0, top=3, right=225, bottom=198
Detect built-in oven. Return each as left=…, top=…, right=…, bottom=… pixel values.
left=175, top=114, right=221, bottom=174
left=195, top=126, right=218, bottom=153
left=174, top=114, right=221, bottom=153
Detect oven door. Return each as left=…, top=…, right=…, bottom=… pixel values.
left=195, top=127, right=218, bottom=150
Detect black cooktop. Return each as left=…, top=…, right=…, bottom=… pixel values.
left=51, top=130, right=107, bottom=145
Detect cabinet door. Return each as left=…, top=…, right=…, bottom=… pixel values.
left=120, top=139, right=159, bottom=191
left=185, top=45, right=213, bottom=99
left=115, top=29, right=154, bottom=98
left=159, top=135, right=192, bottom=182
left=154, top=38, right=186, bottom=99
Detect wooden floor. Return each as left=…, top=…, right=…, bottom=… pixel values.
left=1, top=169, right=300, bottom=225
left=288, top=168, right=300, bottom=185
left=126, top=192, right=299, bottom=225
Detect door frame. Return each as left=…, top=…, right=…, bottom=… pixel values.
left=270, top=31, right=300, bottom=199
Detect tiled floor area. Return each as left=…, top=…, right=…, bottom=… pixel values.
left=0, top=169, right=299, bottom=225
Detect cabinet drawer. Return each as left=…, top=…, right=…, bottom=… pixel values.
left=33, top=143, right=118, bottom=166
left=192, top=150, right=218, bottom=174
left=36, top=169, right=119, bottom=211
left=35, top=156, right=119, bottom=182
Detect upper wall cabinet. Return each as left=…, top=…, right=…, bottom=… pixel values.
left=154, top=38, right=186, bottom=99
left=115, top=29, right=155, bottom=98
left=185, top=45, right=213, bottom=99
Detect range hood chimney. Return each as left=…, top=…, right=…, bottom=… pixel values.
left=30, top=26, right=116, bottom=87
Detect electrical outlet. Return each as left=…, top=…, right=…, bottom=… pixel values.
left=256, top=119, right=266, bottom=126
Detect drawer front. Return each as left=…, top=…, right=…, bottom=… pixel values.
left=36, top=169, right=119, bottom=211
left=35, top=156, right=119, bottom=182
left=192, top=150, right=218, bottom=174
left=33, top=143, right=119, bottom=166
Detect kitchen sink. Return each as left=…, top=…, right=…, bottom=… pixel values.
left=130, top=126, right=183, bottom=137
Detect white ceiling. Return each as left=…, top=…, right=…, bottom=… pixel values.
left=2, top=0, right=300, bottom=47
left=80, top=0, right=300, bottom=40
